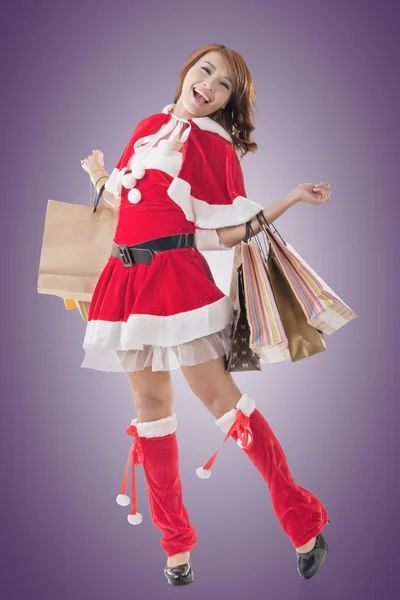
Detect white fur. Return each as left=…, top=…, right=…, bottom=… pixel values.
left=158, top=139, right=173, bottom=155
left=214, top=393, right=256, bottom=434
left=130, top=413, right=177, bottom=438
left=116, top=493, right=131, bottom=506
left=196, top=467, right=211, bottom=479
left=167, top=177, right=264, bottom=229
left=127, top=512, right=143, bottom=525
left=131, top=164, right=145, bottom=179
left=83, top=295, right=233, bottom=350
left=128, top=188, right=142, bottom=203
left=121, top=173, right=137, bottom=189
left=214, top=408, right=237, bottom=433
left=162, top=103, right=232, bottom=143
left=104, top=167, right=127, bottom=198
left=236, top=393, right=256, bottom=416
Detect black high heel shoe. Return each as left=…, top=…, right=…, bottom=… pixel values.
left=296, top=520, right=331, bottom=580
left=164, top=560, right=194, bottom=586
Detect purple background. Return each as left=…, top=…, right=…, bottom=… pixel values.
left=2, top=0, right=398, bottom=598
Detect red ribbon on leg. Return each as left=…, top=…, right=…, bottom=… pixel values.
left=196, top=409, right=253, bottom=478
left=117, top=424, right=144, bottom=523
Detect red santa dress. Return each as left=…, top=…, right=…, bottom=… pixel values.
left=81, top=103, right=264, bottom=372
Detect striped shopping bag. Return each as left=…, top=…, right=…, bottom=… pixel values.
left=241, top=238, right=291, bottom=363
left=63, top=298, right=91, bottom=321
left=256, top=212, right=357, bottom=335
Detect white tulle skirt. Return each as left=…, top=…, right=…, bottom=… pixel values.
left=80, top=322, right=233, bottom=372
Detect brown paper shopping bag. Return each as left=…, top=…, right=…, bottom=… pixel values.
left=38, top=188, right=118, bottom=302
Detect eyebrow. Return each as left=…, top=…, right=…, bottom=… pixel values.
left=203, top=61, right=233, bottom=85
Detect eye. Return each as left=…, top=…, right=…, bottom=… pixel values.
left=201, top=66, right=230, bottom=89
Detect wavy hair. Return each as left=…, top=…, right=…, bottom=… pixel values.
left=173, top=43, right=258, bottom=159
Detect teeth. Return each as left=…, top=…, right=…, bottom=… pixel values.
left=194, top=88, right=210, bottom=103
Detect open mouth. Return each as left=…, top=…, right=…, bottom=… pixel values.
left=192, top=88, right=211, bottom=106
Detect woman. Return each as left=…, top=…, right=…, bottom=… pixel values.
left=81, top=43, right=332, bottom=586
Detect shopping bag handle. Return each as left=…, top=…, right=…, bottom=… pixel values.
left=255, top=211, right=287, bottom=247
left=92, top=183, right=107, bottom=213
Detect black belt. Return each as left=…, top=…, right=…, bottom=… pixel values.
left=111, top=233, right=196, bottom=266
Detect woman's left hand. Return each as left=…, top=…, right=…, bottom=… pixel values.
left=295, top=181, right=331, bottom=205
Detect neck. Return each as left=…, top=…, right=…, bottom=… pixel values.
left=171, top=98, right=209, bottom=122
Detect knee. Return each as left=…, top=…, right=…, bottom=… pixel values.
left=134, top=392, right=172, bottom=422
left=194, top=387, right=243, bottom=419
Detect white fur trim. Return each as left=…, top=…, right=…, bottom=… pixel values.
left=236, top=393, right=256, bottom=416
left=195, top=228, right=231, bottom=252
left=192, top=116, right=232, bottom=143
left=121, top=173, right=137, bottom=189
left=167, top=177, right=195, bottom=222
left=167, top=177, right=264, bottom=229
left=131, top=164, right=145, bottom=179
left=130, top=413, right=177, bottom=438
left=161, top=103, right=232, bottom=143
left=127, top=146, right=181, bottom=178
left=214, top=408, right=237, bottom=433
left=116, top=493, right=131, bottom=506
left=104, top=167, right=127, bottom=198
left=158, top=139, right=173, bottom=155
left=162, top=103, right=175, bottom=114
left=83, top=295, right=233, bottom=350
left=127, top=512, right=143, bottom=525
left=128, top=188, right=142, bottom=203
left=196, top=467, right=211, bottom=479
left=214, top=394, right=256, bottom=434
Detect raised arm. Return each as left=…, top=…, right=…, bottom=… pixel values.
left=216, top=189, right=299, bottom=248
left=81, top=150, right=120, bottom=214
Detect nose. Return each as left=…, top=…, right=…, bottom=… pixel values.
left=202, top=80, right=214, bottom=91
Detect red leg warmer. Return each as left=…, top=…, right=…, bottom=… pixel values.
left=116, top=413, right=197, bottom=557
left=196, top=394, right=328, bottom=549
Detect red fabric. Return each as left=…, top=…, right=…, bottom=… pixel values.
left=88, top=167, right=226, bottom=324
left=88, top=246, right=221, bottom=322
left=201, top=409, right=253, bottom=471
left=178, top=126, right=248, bottom=209
left=113, top=171, right=194, bottom=245
left=140, top=433, right=197, bottom=557
left=230, top=409, right=329, bottom=548
left=119, top=424, right=144, bottom=516
left=112, top=110, right=249, bottom=214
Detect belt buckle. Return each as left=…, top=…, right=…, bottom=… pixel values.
left=119, top=245, right=134, bottom=267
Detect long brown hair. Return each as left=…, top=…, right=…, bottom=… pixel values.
left=173, top=43, right=258, bottom=159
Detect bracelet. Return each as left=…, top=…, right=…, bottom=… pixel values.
left=89, top=167, right=104, bottom=177
left=94, top=175, right=109, bottom=189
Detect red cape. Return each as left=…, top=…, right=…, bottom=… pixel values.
left=105, top=103, right=264, bottom=229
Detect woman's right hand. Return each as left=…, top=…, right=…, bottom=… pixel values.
left=81, top=149, right=105, bottom=175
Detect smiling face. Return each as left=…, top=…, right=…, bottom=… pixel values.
left=173, top=51, right=234, bottom=120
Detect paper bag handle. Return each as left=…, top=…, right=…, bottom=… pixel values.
left=92, top=183, right=107, bottom=213
left=255, top=210, right=287, bottom=247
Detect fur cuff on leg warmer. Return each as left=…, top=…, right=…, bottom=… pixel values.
left=214, top=393, right=256, bottom=447
left=131, top=413, right=177, bottom=438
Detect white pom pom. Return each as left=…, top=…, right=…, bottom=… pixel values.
left=116, top=493, right=131, bottom=506
left=157, top=139, right=173, bottom=155
left=131, top=165, right=146, bottom=179
left=128, top=188, right=142, bottom=204
left=121, top=173, right=137, bottom=189
left=196, top=466, right=211, bottom=479
left=127, top=512, right=143, bottom=525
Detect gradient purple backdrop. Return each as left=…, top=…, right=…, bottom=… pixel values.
left=1, top=0, right=398, bottom=598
